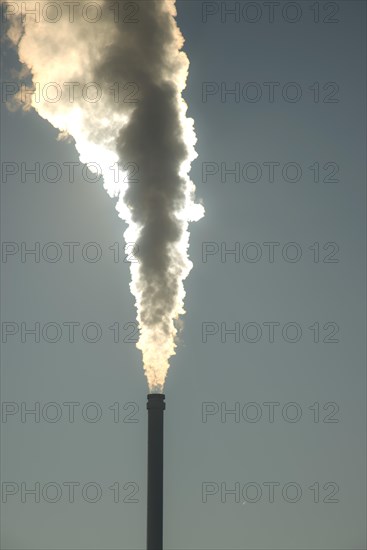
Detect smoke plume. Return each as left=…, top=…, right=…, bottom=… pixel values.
left=2, top=0, right=204, bottom=391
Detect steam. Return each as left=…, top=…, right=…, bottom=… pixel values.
left=2, top=0, right=204, bottom=391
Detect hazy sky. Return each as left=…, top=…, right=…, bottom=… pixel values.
left=1, top=1, right=366, bottom=549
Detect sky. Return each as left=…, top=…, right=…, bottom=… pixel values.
left=1, top=1, right=366, bottom=549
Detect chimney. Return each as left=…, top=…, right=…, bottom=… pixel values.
left=146, top=393, right=165, bottom=550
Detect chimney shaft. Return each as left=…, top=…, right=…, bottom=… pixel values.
left=146, top=393, right=165, bottom=550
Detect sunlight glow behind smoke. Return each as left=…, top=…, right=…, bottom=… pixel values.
left=2, top=0, right=204, bottom=391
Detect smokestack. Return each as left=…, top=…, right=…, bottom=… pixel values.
left=146, top=393, right=165, bottom=550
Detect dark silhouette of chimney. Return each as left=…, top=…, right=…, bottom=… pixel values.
left=146, top=393, right=165, bottom=550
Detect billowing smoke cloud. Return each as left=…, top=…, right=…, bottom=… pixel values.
left=2, top=0, right=204, bottom=391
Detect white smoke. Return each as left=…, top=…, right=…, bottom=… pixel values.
left=2, top=0, right=204, bottom=391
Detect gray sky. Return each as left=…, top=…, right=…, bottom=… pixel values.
left=1, top=1, right=366, bottom=549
